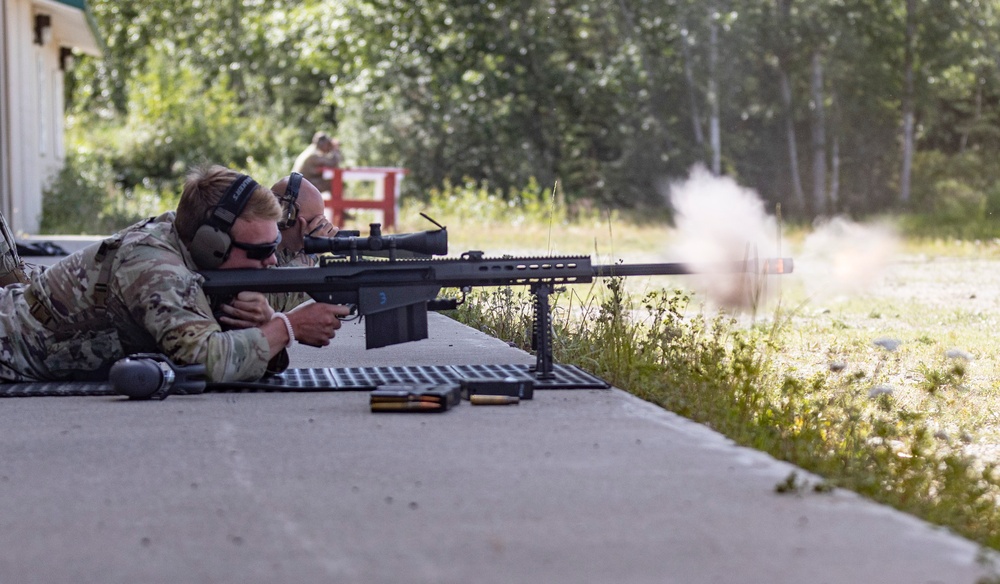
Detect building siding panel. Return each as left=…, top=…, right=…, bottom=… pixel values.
left=0, top=0, right=99, bottom=234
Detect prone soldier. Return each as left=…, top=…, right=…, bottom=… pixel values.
left=0, top=165, right=349, bottom=383
left=213, top=171, right=337, bottom=327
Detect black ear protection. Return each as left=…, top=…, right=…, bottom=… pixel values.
left=189, top=174, right=260, bottom=269
left=277, top=172, right=303, bottom=231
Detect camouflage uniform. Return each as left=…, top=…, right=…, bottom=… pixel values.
left=291, top=144, right=341, bottom=193
left=0, top=212, right=272, bottom=383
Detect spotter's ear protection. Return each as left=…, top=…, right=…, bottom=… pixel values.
left=189, top=174, right=260, bottom=269
left=277, top=172, right=303, bottom=231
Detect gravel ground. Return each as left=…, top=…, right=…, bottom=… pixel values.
left=776, top=248, right=1000, bottom=466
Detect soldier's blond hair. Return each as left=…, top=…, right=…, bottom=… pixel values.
left=175, top=165, right=281, bottom=245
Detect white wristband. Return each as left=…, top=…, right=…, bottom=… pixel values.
left=274, top=312, right=295, bottom=347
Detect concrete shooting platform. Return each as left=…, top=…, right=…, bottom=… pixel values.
left=0, top=241, right=992, bottom=583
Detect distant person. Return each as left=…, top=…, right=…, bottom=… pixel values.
left=292, top=132, right=343, bottom=194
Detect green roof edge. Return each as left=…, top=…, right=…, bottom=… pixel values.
left=55, top=0, right=105, bottom=55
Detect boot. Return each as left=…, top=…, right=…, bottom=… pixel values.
left=0, top=211, right=29, bottom=286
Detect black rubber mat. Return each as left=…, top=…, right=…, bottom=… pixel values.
left=0, top=364, right=610, bottom=397
left=0, top=383, right=118, bottom=398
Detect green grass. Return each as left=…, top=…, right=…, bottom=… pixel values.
left=419, top=190, right=1000, bottom=553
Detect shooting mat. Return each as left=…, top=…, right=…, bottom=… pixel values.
left=0, top=363, right=610, bottom=398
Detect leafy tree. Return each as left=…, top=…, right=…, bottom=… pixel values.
left=54, top=0, right=1000, bottom=225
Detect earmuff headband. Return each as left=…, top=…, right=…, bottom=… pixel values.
left=279, top=172, right=303, bottom=230
left=189, top=173, right=261, bottom=269
left=206, top=174, right=259, bottom=234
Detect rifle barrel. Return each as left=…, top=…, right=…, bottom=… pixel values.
left=199, top=256, right=794, bottom=299
left=592, top=257, right=793, bottom=277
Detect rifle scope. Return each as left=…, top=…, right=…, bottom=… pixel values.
left=303, top=223, right=448, bottom=258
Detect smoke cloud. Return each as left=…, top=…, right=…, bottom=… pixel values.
left=798, top=216, right=898, bottom=299
left=663, top=165, right=785, bottom=310
left=662, top=165, right=899, bottom=309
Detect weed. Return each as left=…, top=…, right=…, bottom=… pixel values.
left=775, top=472, right=804, bottom=494
left=918, top=361, right=967, bottom=394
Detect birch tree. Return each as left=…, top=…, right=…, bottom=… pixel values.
left=810, top=51, right=827, bottom=214
left=774, top=0, right=805, bottom=213
left=708, top=4, right=722, bottom=175
left=900, top=0, right=916, bottom=204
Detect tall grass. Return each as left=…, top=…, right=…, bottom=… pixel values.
left=452, top=281, right=1000, bottom=551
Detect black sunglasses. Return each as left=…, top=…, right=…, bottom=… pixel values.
left=230, top=233, right=282, bottom=260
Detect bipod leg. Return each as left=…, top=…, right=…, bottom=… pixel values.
left=530, top=283, right=555, bottom=380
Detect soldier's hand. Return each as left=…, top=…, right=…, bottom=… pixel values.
left=286, top=302, right=351, bottom=347
left=217, top=291, right=275, bottom=329
left=305, top=215, right=337, bottom=238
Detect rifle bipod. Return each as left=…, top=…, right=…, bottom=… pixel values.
left=529, top=283, right=557, bottom=380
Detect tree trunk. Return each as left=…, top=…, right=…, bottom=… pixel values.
left=830, top=93, right=841, bottom=211
left=679, top=21, right=705, bottom=148
left=708, top=6, right=721, bottom=175
left=775, top=0, right=805, bottom=213
left=616, top=0, right=673, bottom=153
left=830, top=133, right=840, bottom=211
left=779, top=70, right=805, bottom=211
left=810, top=51, right=827, bottom=215
left=228, top=0, right=245, bottom=95
left=900, top=0, right=916, bottom=204
left=960, top=80, right=982, bottom=152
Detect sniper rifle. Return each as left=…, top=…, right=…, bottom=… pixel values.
left=200, top=220, right=793, bottom=380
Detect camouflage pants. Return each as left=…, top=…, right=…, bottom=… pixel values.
left=0, top=285, right=56, bottom=380
left=0, top=285, right=123, bottom=382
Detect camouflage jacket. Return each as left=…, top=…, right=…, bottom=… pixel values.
left=0, top=213, right=271, bottom=382
left=292, top=144, right=341, bottom=192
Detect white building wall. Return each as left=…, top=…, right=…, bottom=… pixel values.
left=5, top=0, right=43, bottom=235
left=0, top=0, right=8, bottom=225
left=1, top=0, right=95, bottom=235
